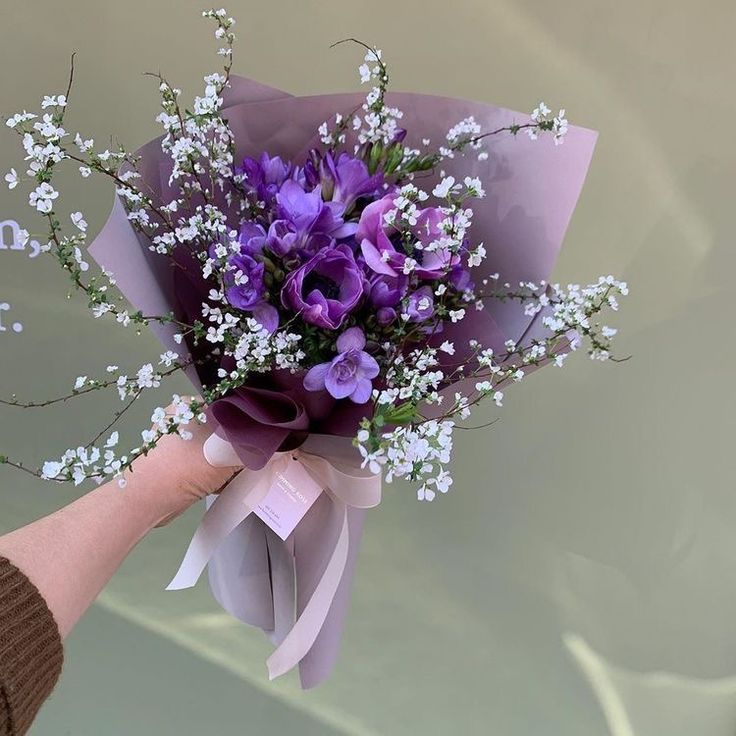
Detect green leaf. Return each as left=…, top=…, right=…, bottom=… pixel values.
left=384, top=402, right=417, bottom=424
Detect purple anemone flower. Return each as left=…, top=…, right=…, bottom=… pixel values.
left=281, top=243, right=363, bottom=329
left=303, top=327, right=379, bottom=404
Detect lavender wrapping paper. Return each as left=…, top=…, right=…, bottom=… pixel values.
left=89, top=76, right=596, bottom=687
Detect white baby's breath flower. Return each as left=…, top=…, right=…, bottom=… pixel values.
left=70, top=211, right=88, bottom=232
left=432, top=176, right=456, bottom=198
left=92, top=303, right=113, bottom=318
left=553, top=109, right=568, bottom=145
left=439, top=341, right=455, bottom=355
left=151, top=407, right=167, bottom=425
left=6, top=111, right=36, bottom=129
left=531, top=101, right=551, bottom=122
left=136, top=363, right=160, bottom=390
left=41, top=461, right=64, bottom=480
left=4, top=168, right=18, bottom=190
left=159, top=350, right=179, bottom=367
left=29, top=183, right=58, bottom=213
left=463, top=176, right=485, bottom=197
left=41, top=94, right=67, bottom=109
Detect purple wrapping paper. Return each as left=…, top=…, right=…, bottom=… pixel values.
left=89, top=76, right=597, bottom=687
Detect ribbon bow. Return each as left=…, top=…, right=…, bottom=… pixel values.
left=167, top=433, right=381, bottom=681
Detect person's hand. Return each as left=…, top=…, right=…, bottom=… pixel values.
left=0, top=405, right=241, bottom=640
left=122, top=408, right=240, bottom=527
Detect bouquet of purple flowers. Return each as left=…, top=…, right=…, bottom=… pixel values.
left=1, top=9, right=626, bottom=686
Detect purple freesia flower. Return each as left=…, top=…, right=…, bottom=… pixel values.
left=403, top=285, right=435, bottom=322
left=238, top=221, right=267, bottom=255
left=281, top=243, right=364, bottom=329
left=237, top=153, right=298, bottom=208
left=359, top=198, right=461, bottom=280
left=356, top=195, right=403, bottom=277
left=219, top=222, right=279, bottom=332
left=303, top=327, right=379, bottom=404
left=449, top=262, right=473, bottom=292
left=265, top=219, right=312, bottom=257
left=411, top=208, right=459, bottom=278
left=320, top=152, right=383, bottom=212
left=224, top=252, right=265, bottom=310
left=366, top=272, right=407, bottom=308
left=267, top=180, right=357, bottom=256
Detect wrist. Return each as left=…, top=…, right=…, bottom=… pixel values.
left=118, top=473, right=197, bottom=529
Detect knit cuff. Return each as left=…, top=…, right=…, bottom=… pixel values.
left=0, top=557, right=63, bottom=736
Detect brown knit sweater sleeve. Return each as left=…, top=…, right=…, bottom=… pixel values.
left=0, top=558, right=63, bottom=736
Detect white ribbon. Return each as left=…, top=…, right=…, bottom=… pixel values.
left=167, top=433, right=381, bottom=680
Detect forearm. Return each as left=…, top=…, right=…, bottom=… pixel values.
left=0, top=424, right=234, bottom=640
left=0, top=480, right=167, bottom=639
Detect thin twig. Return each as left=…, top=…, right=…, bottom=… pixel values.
left=0, top=361, right=190, bottom=409
left=0, top=458, right=44, bottom=480
left=64, top=53, right=77, bottom=103
left=84, top=389, right=142, bottom=448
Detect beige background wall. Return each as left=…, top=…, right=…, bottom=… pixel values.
left=1, top=1, right=735, bottom=734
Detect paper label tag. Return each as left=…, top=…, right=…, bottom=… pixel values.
left=254, top=457, right=324, bottom=541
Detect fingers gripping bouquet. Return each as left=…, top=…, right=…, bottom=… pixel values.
left=1, top=10, right=627, bottom=686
